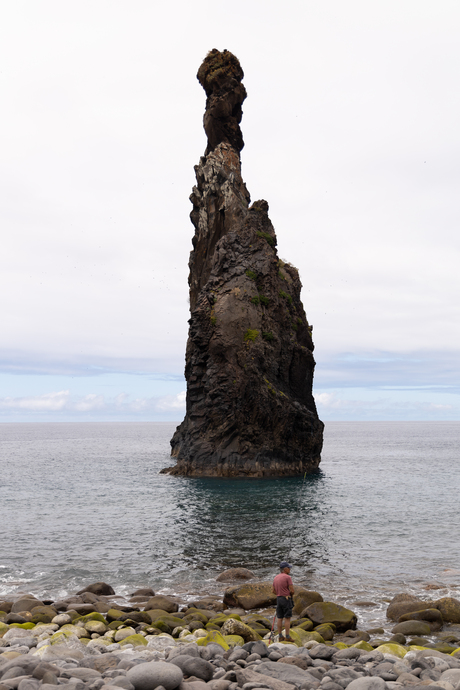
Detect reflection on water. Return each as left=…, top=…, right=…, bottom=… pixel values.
left=1, top=421, right=460, bottom=627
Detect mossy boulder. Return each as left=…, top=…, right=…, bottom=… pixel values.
left=209, top=614, right=242, bottom=627
left=59, top=624, right=90, bottom=639
left=392, top=620, right=432, bottom=636
left=224, top=634, right=245, bottom=647
left=296, top=630, right=325, bottom=644
left=314, top=623, right=336, bottom=641
left=114, top=626, right=137, bottom=642
left=183, top=612, right=209, bottom=624
left=296, top=619, right=314, bottom=631
left=85, top=620, right=108, bottom=634
left=434, top=597, right=460, bottom=624
left=243, top=614, right=272, bottom=629
left=221, top=618, right=262, bottom=641
left=118, top=633, right=148, bottom=646
left=0, top=621, right=9, bottom=636
left=304, top=602, right=357, bottom=632
left=223, top=582, right=276, bottom=610
left=9, top=622, right=35, bottom=629
left=375, top=643, right=408, bottom=658
left=108, top=620, right=125, bottom=630
left=399, top=608, right=443, bottom=630
left=196, top=630, right=229, bottom=649
left=106, top=608, right=126, bottom=622
left=289, top=627, right=317, bottom=646
left=351, top=640, right=374, bottom=651
left=74, top=612, right=108, bottom=624
left=293, top=588, right=323, bottom=615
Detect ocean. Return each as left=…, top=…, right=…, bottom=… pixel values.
left=1, top=421, right=459, bottom=631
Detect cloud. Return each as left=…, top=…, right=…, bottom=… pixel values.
left=0, top=389, right=186, bottom=420
left=315, top=390, right=458, bottom=421
left=0, top=390, right=70, bottom=411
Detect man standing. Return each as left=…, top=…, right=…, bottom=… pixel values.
left=272, top=561, right=294, bottom=641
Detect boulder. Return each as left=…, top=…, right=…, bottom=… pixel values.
left=392, top=619, right=433, bottom=636
left=223, top=582, right=276, bottom=610
left=304, top=602, right=357, bottom=632
left=11, top=598, right=43, bottom=614
left=255, top=660, right=320, bottom=687
left=220, top=618, right=262, bottom=642
left=386, top=593, right=428, bottom=621
left=347, top=679, right=388, bottom=690
left=434, top=597, right=460, bottom=623
left=144, top=596, right=178, bottom=613
left=130, top=588, right=155, bottom=597
left=399, top=608, right=443, bottom=630
left=293, top=588, right=323, bottom=615
left=235, top=667, right=296, bottom=690
left=168, top=656, right=214, bottom=682
left=216, top=568, right=255, bottom=582
left=76, top=582, right=115, bottom=596
left=127, top=662, right=183, bottom=690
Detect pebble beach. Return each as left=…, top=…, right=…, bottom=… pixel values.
left=2, top=575, right=460, bottom=690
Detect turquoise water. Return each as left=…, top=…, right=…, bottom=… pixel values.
left=1, top=421, right=459, bottom=629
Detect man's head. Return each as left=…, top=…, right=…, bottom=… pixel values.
left=279, top=561, right=291, bottom=573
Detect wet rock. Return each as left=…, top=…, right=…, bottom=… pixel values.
left=130, top=589, right=155, bottom=598
left=386, top=594, right=428, bottom=621
left=391, top=621, right=432, bottom=636
left=434, top=598, right=460, bottom=624
left=76, top=583, right=115, bottom=596
left=304, top=602, right=357, bottom=632
left=144, top=597, right=179, bottom=614
left=223, top=583, right=276, bottom=610
left=293, top=589, right=323, bottom=615
left=398, top=608, right=443, bottom=630
left=11, top=599, right=43, bottom=614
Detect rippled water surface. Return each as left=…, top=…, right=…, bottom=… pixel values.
left=1, top=421, right=459, bottom=628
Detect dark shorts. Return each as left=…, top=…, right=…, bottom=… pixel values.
left=276, top=595, right=293, bottom=619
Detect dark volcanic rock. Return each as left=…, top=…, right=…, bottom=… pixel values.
left=164, top=49, right=323, bottom=477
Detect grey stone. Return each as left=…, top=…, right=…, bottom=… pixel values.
left=127, top=661, right=183, bottom=690
left=7, top=639, right=37, bottom=650
left=207, top=680, right=232, bottom=690
left=169, top=656, right=214, bottom=682
left=235, top=668, right=297, bottom=690
left=227, top=649, right=249, bottom=662
left=321, top=683, right=344, bottom=690
left=66, top=668, right=102, bottom=681
left=440, top=670, right=460, bottom=685
left=110, top=677, right=135, bottom=690
left=309, top=645, right=336, bottom=661
left=255, top=660, right=319, bottom=686
left=346, top=680, right=388, bottom=690
left=0, top=678, right=31, bottom=690
left=327, top=668, right=362, bottom=688
left=169, top=646, right=201, bottom=660
left=200, top=644, right=226, bottom=661
left=17, top=680, right=40, bottom=690
left=40, top=673, right=58, bottom=686
left=333, top=649, right=362, bottom=661
left=1, top=659, right=40, bottom=676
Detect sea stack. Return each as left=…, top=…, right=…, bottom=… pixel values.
left=163, top=49, right=324, bottom=477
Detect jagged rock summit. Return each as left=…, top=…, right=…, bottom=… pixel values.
left=162, top=49, right=324, bottom=477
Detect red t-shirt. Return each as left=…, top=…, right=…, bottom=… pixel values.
left=273, top=572, right=293, bottom=597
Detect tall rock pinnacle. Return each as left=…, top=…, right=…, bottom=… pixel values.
left=162, top=49, right=324, bottom=477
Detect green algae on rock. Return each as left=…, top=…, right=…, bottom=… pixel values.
left=162, top=50, right=323, bottom=478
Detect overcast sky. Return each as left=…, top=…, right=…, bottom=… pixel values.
left=1, top=0, right=459, bottom=422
